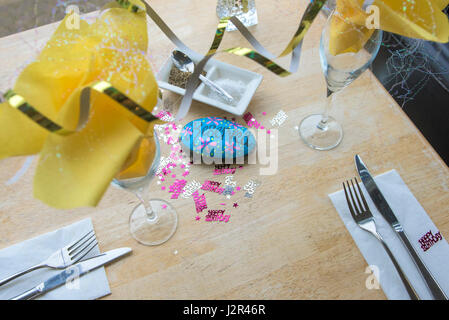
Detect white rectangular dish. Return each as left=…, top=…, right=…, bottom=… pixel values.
left=157, top=52, right=263, bottom=116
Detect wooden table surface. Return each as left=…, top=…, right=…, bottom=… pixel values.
left=0, top=0, right=448, bottom=300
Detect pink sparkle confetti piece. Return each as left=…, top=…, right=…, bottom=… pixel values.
left=236, top=186, right=241, bottom=191
left=195, top=216, right=201, bottom=221
left=161, top=186, right=166, bottom=190
left=169, top=179, right=187, bottom=199
left=172, top=174, right=176, bottom=178
left=201, top=180, right=224, bottom=194
left=267, top=130, right=271, bottom=134
left=180, top=164, right=185, bottom=169
left=262, top=112, right=267, bottom=115
left=192, top=191, right=208, bottom=213
left=162, top=204, right=167, bottom=209
left=220, top=203, right=226, bottom=206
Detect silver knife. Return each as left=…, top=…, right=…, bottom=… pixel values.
left=10, top=247, right=132, bottom=300
left=355, top=154, right=447, bottom=300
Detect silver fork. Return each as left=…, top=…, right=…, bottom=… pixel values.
left=343, top=178, right=420, bottom=300
left=0, top=230, right=97, bottom=287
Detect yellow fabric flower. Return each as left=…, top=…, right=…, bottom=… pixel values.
left=331, top=0, right=449, bottom=55
left=0, top=1, right=160, bottom=209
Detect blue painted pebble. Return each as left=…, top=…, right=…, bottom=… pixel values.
left=179, top=117, right=256, bottom=162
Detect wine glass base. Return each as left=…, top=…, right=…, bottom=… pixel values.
left=298, top=114, right=343, bottom=151
left=129, top=199, right=178, bottom=246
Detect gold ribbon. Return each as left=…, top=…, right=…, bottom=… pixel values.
left=116, top=0, right=327, bottom=120
left=120, top=0, right=326, bottom=76
left=3, top=81, right=164, bottom=136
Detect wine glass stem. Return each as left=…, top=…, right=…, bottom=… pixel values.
left=317, top=87, right=334, bottom=130
left=136, top=189, right=157, bottom=221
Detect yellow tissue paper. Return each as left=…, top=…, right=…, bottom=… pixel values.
left=0, top=1, right=161, bottom=209
left=331, top=0, right=449, bottom=55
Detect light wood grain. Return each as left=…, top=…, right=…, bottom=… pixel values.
left=0, top=0, right=448, bottom=300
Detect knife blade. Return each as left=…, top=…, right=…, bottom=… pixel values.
left=11, top=247, right=132, bottom=300
left=355, top=154, right=447, bottom=300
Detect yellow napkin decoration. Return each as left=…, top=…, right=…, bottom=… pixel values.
left=0, top=1, right=162, bottom=209
left=331, top=0, right=449, bottom=55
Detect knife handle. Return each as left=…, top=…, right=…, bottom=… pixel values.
left=10, top=286, right=43, bottom=300
left=377, top=237, right=420, bottom=300
left=397, top=230, right=448, bottom=300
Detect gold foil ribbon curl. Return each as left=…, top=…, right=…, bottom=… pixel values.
left=3, top=81, right=165, bottom=136
left=117, top=0, right=327, bottom=120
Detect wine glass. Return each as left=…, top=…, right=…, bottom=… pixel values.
left=298, top=10, right=382, bottom=150
left=111, top=110, right=177, bottom=246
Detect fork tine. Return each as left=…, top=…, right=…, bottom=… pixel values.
left=67, top=230, right=94, bottom=251
left=72, top=239, right=98, bottom=263
left=68, top=232, right=95, bottom=257
left=350, top=178, right=365, bottom=212
left=346, top=180, right=361, bottom=214
left=343, top=181, right=357, bottom=220
left=354, top=177, right=369, bottom=210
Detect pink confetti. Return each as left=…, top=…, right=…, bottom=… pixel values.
left=262, top=112, right=267, bottom=115
left=161, top=186, right=166, bottom=190
left=193, top=191, right=207, bottom=213
left=236, top=186, right=241, bottom=191
left=169, top=179, right=187, bottom=199
left=162, top=204, right=167, bottom=209
left=243, top=112, right=263, bottom=129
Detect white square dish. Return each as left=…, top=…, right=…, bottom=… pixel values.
left=156, top=51, right=263, bottom=116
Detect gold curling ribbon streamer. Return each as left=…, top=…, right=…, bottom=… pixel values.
left=121, top=0, right=326, bottom=75
left=3, top=81, right=164, bottom=136
left=117, top=0, right=327, bottom=120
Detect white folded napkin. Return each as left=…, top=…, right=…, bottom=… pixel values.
left=329, top=169, right=449, bottom=300
left=0, top=218, right=110, bottom=300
